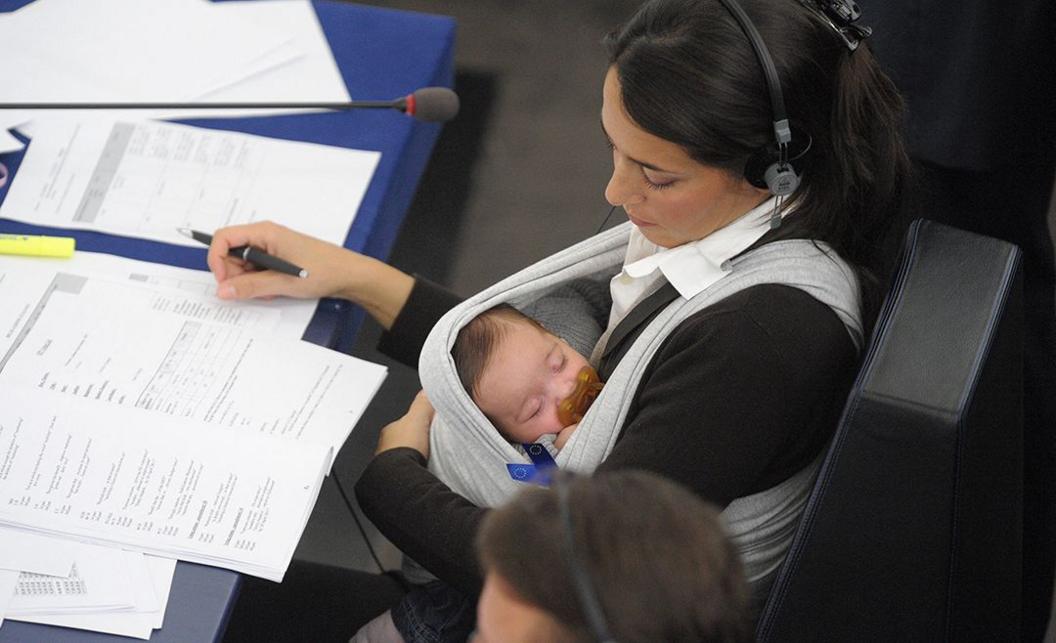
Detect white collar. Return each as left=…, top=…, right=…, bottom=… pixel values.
left=621, top=196, right=781, bottom=299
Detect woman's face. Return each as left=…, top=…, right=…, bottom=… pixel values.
left=601, top=66, right=769, bottom=248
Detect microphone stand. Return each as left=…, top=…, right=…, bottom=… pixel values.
left=0, top=101, right=402, bottom=110
left=0, top=89, right=458, bottom=121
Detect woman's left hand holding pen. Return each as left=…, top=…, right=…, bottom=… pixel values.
left=206, top=221, right=415, bottom=330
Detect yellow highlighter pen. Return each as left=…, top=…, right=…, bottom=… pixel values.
left=0, top=234, right=76, bottom=258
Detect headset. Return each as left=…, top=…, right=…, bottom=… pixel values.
left=720, top=0, right=870, bottom=200
left=596, top=0, right=802, bottom=235
left=716, top=0, right=807, bottom=199
left=555, top=474, right=618, bottom=643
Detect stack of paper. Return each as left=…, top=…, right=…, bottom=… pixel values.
left=0, top=0, right=353, bottom=143
left=0, top=252, right=389, bottom=635
left=0, top=509, right=177, bottom=639
left=2, top=533, right=178, bottom=639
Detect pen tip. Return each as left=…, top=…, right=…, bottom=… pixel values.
left=298, top=269, right=310, bottom=279
left=176, top=227, right=191, bottom=237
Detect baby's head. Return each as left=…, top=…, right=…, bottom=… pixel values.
left=452, top=304, right=592, bottom=444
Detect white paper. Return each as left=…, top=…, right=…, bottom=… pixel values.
left=0, top=526, right=76, bottom=577
left=0, top=120, right=379, bottom=247
left=0, top=129, right=24, bottom=154
left=0, top=390, right=330, bottom=581
left=145, top=556, right=177, bottom=629
left=199, top=0, right=350, bottom=105
left=0, top=258, right=387, bottom=459
left=12, top=554, right=180, bottom=639
left=0, top=569, right=18, bottom=628
left=51, top=251, right=317, bottom=340
left=9, top=544, right=137, bottom=614
left=0, top=0, right=291, bottom=102
left=0, top=0, right=351, bottom=125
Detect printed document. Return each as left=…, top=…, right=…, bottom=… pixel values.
left=0, top=120, right=380, bottom=247
left=0, top=256, right=386, bottom=460
left=0, top=390, right=329, bottom=581
left=9, top=546, right=141, bottom=615
left=10, top=556, right=176, bottom=639
left=42, top=250, right=318, bottom=340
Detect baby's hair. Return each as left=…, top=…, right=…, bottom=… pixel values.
left=451, top=303, right=547, bottom=400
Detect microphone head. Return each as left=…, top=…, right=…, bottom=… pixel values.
left=407, top=87, right=460, bottom=122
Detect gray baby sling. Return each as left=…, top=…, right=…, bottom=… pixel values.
left=413, top=221, right=863, bottom=591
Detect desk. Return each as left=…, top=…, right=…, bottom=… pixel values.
left=0, top=1, right=455, bottom=640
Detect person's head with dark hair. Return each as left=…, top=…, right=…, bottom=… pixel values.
left=601, top=0, right=910, bottom=327
left=452, top=304, right=599, bottom=448
left=475, top=470, right=751, bottom=642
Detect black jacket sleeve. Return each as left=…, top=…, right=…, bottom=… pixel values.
left=376, top=276, right=463, bottom=368
left=355, top=448, right=487, bottom=596
left=357, top=283, right=857, bottom=596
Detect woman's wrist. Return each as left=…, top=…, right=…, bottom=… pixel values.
left=332, top=251, right=415, bottom=330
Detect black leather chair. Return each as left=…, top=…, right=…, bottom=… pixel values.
left=756, top=219, right=1024, bottom=641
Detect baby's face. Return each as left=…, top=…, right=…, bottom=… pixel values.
left=474, top=321, right=591, bottom=444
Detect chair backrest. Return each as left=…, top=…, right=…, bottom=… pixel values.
left=756, top=219, right=1024, bottom=641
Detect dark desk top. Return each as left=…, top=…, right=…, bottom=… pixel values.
left=0, top=1, right=455, bottom=640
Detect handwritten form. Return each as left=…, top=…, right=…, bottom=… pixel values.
left=0, top=120, right=380, bottom=247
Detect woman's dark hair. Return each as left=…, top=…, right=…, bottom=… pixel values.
left=604, top=0, right=911, bottom=328
left=477, top=471, right=752, bottom=642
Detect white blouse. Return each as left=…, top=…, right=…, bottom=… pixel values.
left=605, top=196, right=783, bottom=333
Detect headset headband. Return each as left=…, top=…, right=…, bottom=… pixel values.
left=556, top=476, right=617, bottom=643
left=715, top=0, right=791, bottom=152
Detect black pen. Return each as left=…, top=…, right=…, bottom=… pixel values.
left=176, top=227, right=309, bottom=279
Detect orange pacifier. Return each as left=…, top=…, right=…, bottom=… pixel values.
left=557, top=366, right=604, bottom=427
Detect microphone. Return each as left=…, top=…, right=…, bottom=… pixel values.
left=0, top=87, right=461, bottom=122
left=394, top=87, right=460, bottom=122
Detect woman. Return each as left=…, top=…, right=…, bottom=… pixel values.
left=211, top=0, right=908, bottom=638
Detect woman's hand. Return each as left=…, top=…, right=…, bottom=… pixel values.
left=207, top=221, right=360, bottom=301
left=376, top=390, right=435, bottom=458
left=206, top=221, right=415, bottom=329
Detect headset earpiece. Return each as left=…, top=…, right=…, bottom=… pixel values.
left=764, top=163, right=799, bottom=196
left=742, top=129, right=813, bottom=196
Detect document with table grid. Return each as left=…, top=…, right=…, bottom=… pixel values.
left=0, top=119, right=380, bottom=248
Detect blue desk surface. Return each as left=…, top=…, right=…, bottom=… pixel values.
left=0, top=1, right=455, bottom=641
